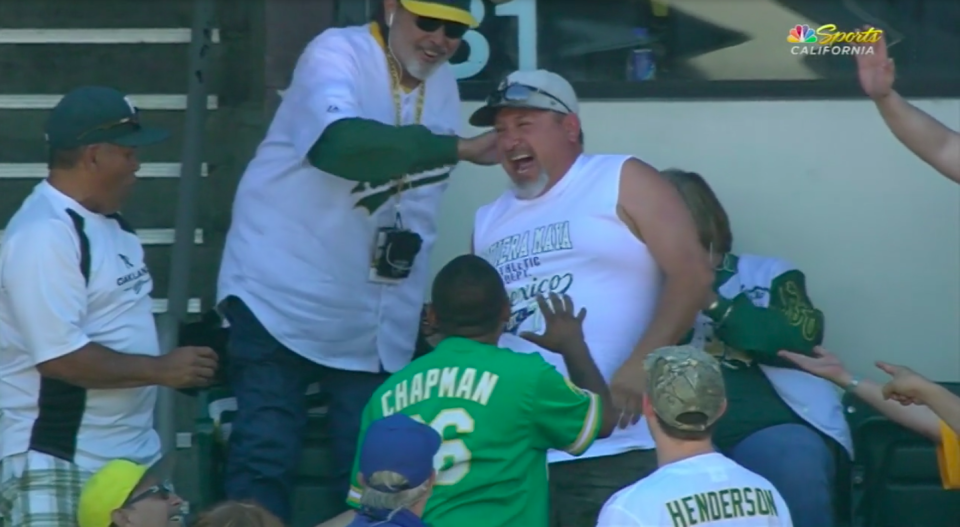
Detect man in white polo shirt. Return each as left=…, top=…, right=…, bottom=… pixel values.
left=0, top=86, right=218, bottom=527
left=469, top=70, right=714, bottom=526
left=216, top=0, right=499, bottom=521
left=596, top=346, right=792, bottom=527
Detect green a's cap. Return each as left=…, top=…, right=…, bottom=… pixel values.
left=44, top=86, right=170, bottom=150
left=644, top=345, right=726, bottom=431
left=401, top=0, right=479, bottom=27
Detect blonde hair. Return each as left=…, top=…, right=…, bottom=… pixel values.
left=660, top=169, right=733, bottom=254
left=193, top=501, right=285, bottom=527
left=359, top=470, right=432, bottom=511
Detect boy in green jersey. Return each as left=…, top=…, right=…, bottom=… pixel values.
left=326, top=255, right=617, bottom=527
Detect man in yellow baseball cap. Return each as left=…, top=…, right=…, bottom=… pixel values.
left=395, top=0, right=478, bottom=28
left=77, top=454, right=183, bottom=527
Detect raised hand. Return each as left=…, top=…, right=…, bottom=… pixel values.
left=855, top=26, right=895, bottom=100
left=520, top=293, right=586, bottom=354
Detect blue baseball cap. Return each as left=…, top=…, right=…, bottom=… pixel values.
left=359, top=414, right=441, bottom=492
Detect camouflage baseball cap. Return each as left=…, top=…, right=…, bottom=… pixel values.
left=644, top=345, right=726, bottom=431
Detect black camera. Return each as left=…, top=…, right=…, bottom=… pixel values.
left=373, top=228, right=423, bottom=280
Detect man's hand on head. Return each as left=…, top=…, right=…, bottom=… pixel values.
left=458, top=130, right=499, bottom=165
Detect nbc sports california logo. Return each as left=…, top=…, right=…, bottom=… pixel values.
left=787, top=24, right=882, bottom=56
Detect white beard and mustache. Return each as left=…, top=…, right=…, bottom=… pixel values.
left=511, top=169, right=550, bottom=200
left=388, top=30, right=443, bottom=81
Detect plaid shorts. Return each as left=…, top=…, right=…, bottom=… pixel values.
left=0, top=451, right=93, bottom=527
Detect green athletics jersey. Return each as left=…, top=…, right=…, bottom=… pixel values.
left=347, top=337, right=602, bottom=527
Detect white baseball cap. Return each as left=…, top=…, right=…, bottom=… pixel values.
left=469, top=69, right=579, bottom=127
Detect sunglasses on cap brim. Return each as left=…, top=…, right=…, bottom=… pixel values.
left=414, top=16, right=469, bottom=39
left=76, top=115, right=141, bottom=141
left=487, top=83, right=573, bottom=114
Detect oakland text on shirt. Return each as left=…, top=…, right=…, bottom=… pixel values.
left=351, top=167, right=452, bottom=215
left=116, top=253, right=151, bottom=294
left=666, top=486, right=781, bottom=527
left=380, top=367, right=499, bottom=416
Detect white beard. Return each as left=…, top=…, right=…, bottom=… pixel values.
left=402, top=56, right=439, bottom=81
left=389, top=33, right=440, bottom=81
left=511, top=170, right=550, bottom=200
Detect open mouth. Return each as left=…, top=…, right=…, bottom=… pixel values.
left=510, top=153, right=536, bottom=175
left=419, top=49, right=442, bottom=62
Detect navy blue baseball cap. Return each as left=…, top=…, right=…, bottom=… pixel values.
left=45, top=86, right=169, bottom=150
left=359, top=414, right=441, bottom=492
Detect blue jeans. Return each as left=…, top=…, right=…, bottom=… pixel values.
left=222, top=297, right=389, bottom=522
left=725, top=423, right=836, bottom=527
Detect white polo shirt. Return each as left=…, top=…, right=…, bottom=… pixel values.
left=0, top=181, right=161, bottom=472
left=596, top=453, right=793, bottom=527
left=217, top=23, right=462, bottom=373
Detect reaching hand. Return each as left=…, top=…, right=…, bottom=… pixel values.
left=519, top=293, right=586, bottom=354
left=458, top=130, right=500, bottom=166
left=610, top=357, right=646, bottom=429
left=877, top=361, right=933, bottom=406
left=778, top=346, right=851, bottom=386
left=157, top=346, right=219, bottom=389
left=855, top=26, right=895, bottom=100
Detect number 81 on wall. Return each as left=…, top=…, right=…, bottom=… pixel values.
left=451, top=0, right=538, bottom=80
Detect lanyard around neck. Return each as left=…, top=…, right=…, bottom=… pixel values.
left=385, top=47, right=425, bottom=126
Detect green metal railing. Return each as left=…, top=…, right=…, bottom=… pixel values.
left=155, top=0, right=217, bottom=452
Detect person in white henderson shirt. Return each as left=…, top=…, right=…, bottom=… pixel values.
left=469, top=69, right=713, bottom=526
left=0, top=86, right=218, bottom=526
left=597, top=346, right=792, bottom=527
left=216, top=0, right=498, bottom=521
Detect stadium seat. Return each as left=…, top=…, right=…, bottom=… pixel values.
left=843, top=382, right=960, bottom=527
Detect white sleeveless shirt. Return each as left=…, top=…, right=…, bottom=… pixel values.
left=474, top=154, right=661, bottom=462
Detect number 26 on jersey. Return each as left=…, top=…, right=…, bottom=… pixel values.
left=411, top=408, right=476, bottom=486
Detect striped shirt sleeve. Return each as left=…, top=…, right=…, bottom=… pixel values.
left=529, top=364, right=602, bottom=455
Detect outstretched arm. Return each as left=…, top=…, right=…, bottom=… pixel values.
left=874, top=92, right=960, bottom=184
left=843, top=375, right=942, bottom=442
left=855, top=29, right=960, bottom=184
left=779, top=347, right=942, bottom=441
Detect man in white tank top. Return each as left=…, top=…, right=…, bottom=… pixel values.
left=596, top=345, right=792, bottom=527
left=468, top=70, right=714, bottom=526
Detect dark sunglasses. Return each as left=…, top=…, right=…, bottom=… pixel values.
left=487, top=83, right=573, bottom=114
left=414, top=16, right=469, bottom=39
left=124, top=480, right=175, bottom=506
left=76, top=115, right=140, bottom=141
